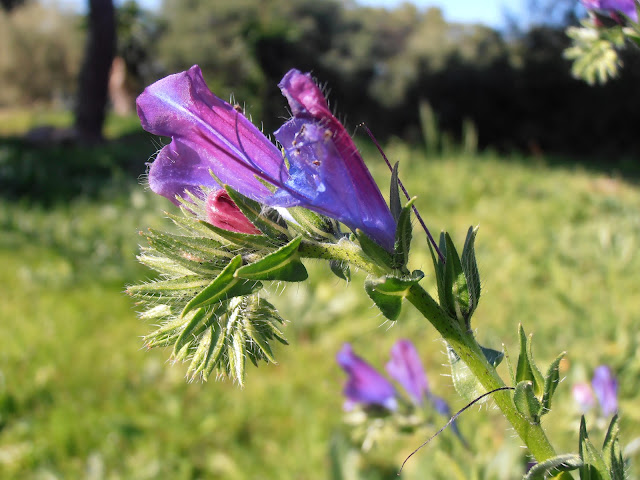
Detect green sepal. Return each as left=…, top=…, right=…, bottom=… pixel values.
left=364, top=270, right=424, bottom=321
left=174, top=303, right=225, bottom=354
left=198, top=221, right=280, bottom=250
left=513, top=380, right=542, bottom=424
left=143, top=315, right=185, bottom=349
left=287, top=206, right=336, bottom=241
left=127, top=276, right=213, bottom=301
left=143, top=230, right=231, bottom=275
left=392, top=197, right=416, bottom=269
left=224, top=186, right=289, bottom=242
left=579, top=416, right=612, bottom=480
left=448, top=344, right=503, bottom=402
left=389, top=161, right=402, bottom=222
left=329, top=260, right=351, bottom=282
left=181, top=255, right=262, bottom=317
left=523, top=454, right=582, bottom=480
left=356, top=229, right=394, bottom=270
left=541, top=352, right=565, bottom=416
left=235, top=236, right=308, bottom=282
left=443, top=233, right=470, bottom=327
left=515, top=325, right=545, bottom=397
left=429, top=232, right=447, bottom=307
left=602, top=415, right=625, bottom=480
left=461, top=226, right=481, bottom=319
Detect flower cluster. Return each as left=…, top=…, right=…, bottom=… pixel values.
left=137, top=65, right=396, bottom=251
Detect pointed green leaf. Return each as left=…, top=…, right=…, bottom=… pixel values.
left=515, top=325, right=545, bottom=397
left=186, top=326, right=213, bottom=380
left=230, top=327, right=246, bottom=386
left=429, top=232, right=447, bottom=307
left=137, top=251, right=198, bottom=277
left=181, top=255, right=262, bottom=316
left=580, top=416, right=612, bottom=480
left=356, top=229, right=394, bottom=269
left=513, top=381, right=542, bottom=424
left=235, top=236, right=308, bottom=282
left=603, top=415, right=625, bottom=480
left=541, top=352, right=565, bottom=416
left=286, top=207, right=336, bottom=241
left=393, top=197, right=416, bottom=269
left=198, top=221, right=279, bottom=250
left=443, top=233, right=469, bottom=326
left=390, top=161, right=402, bottom=222
left=461, top=226, right=481, bottom=317
left=364, top=271, right=424, bottom=321
left=127, top=276, right=213, bottom=299
left=225, top=186, right=289, bottom=242
left=523, top=454, right=582, bottom=480
left=243, top=315, right=277, bottom=364
left=329, top=260, right=351, bottom=282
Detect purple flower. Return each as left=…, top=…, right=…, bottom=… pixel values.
left=274, top=70, right=396, bottom=251
left=582, top=0, right=638, bottom=22
left=592, top=365, right=618, bottom=416
left=336, top=343, right=397, bottom=410
left=385, top=339, right=429, bottom=405
left=137, top=66, right=396, bottom=250
left=572, top=382, right=596, bottom=412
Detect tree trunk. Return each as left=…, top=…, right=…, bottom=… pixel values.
left=74, top=0, right=116, bottom=144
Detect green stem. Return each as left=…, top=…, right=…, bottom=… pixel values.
left=298, top=239, right=388, bottom=276
left=406, top=283, right=559, bottom=462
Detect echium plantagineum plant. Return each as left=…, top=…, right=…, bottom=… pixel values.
left=129, top=66, right=626, bottom=479
left=565, top=0, right=640, bottom=84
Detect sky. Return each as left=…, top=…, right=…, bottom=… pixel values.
left=59, top=0, right=528, bottom=28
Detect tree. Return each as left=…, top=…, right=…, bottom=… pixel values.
left=74, top=0, right=116, bottom=143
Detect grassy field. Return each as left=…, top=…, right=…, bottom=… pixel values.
left=1, top=114, right=639, bottom=479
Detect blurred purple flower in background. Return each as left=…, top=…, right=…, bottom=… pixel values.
left=385, top=339, right=429, bottom=405
left=572, top=382, right=596, bottom=413
left=581, top=0, right=638, bottom=22
left=592, top=365, right=618, bottom=416
left=336, top=343, right=397, bottom=411
left=137, top=65, right=396, bottom=249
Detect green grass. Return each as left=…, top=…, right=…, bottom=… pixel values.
left=1, top=119, right=640, bottom=479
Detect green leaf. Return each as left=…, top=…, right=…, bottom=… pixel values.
left=225, top=186, right=289, bottom=242
left=429, top=231, right=447, bottom=307
left=356, top=229, right=394, bottom=269
left=174, top=303, right=225, bottom=355
left=286, top=207, right=336, bottom=241
left=603, top=415, right=625, bottom=480
left=443, top=233, right=470, bottom=326
left=541, top=352, right=565, bottom=416
left=393, top=197, right=416, bottom=269
left=364, top=271, right=424, bottom=321
left=523, top=454, right=582, bottom=480
left=329, top=260, right=351, bottom=282
left=235, top=236, right=308, bottom=282
left=461, top=226, right=481, bottom=318
left=515, top=325, right=545, bottom=397
left=513, top=381, right=542, bottom=424
left=579, top=416, right=612, bottom=480
left=389, top=161, right=402, bottom=222
left=181, top=255, right=262, bottom=317
left=127, top=276, right=213, bottom=300
left=198, top=221, right=280, bottom=250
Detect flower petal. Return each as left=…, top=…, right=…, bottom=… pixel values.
left=206, top=190, right=262, bottom=234
left=137, top=65, right=285, bottom=203
left=386, top=339, right=429, bottom=405
left=277, top=69, right=396, bottom=250
left=337, top=343, right=397, bottom=410
left=592, top=365, right=618, bottom=416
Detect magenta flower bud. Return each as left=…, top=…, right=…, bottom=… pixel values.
left=205, top=190, right=261, bottom=235
left=592, top=365, right=618, bottom=416
left=572, top=382, right=596, bottom=412
left=336, top=343, right=397, bottom=410
left=385, top=339, right=429, bottom=405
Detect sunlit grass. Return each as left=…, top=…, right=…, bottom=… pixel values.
left=1, top=133, right=639, bottom=478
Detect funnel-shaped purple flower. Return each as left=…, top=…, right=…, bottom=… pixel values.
left=592, top=365, right=618, bottom=416
left=137, top=66, right=396, bottom=250
left=385, top=339, right=429, bottom=405
left=275, top=70, right=396, bottom=251
left=336, top=343, right=397, bottom=410
left=582, top=0, right=638, bottom=22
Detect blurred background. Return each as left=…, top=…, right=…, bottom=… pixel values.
left=1, top=0, right=640, bottom=478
